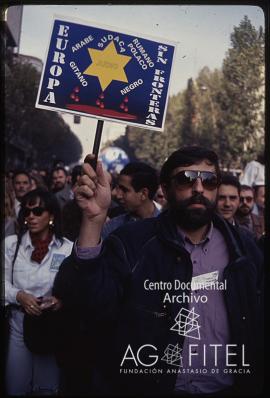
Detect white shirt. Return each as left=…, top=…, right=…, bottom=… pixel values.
left=14, top=198, right=21, bottom=218
left=4, top=231, right=73, bottom=305
left=240, top=160, right=265, bottom=186
left=153, top=200, right=162, bottom=211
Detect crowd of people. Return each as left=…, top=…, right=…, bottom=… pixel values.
left=3, top=146, right=265, bottom=396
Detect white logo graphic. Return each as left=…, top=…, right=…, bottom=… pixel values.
left=161, top=344, right=183, bottom=367
left=170, top=307, right=201, bottom=340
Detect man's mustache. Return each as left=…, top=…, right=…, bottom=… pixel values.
left=182, top=194, right=213, bottom=208
left=240, top=205, right=250, bottom=210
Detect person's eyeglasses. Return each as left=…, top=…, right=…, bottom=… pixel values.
left=23, top=207, right=46, bottom=217
left=171, top=170, right=219, bottom=190
left=240, top=196, right=253, bottom=203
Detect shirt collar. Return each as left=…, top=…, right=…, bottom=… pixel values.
left=15, top=197, right=20, bottom=206
left=126, top=202, right=161, bottom=222
left=24, top=231, right=33, bottom=249
left=153, top=202, right=161, bottom=217
left=14, top=198, right=21, bottom=216
left=24, top=230, right=61, bottom=249
left=177, top=222, right=214, bottom=247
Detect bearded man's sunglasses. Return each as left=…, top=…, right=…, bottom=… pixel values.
left=171, top=170, right=220, bottom=190
left=240, top=196, right=253, bottom=203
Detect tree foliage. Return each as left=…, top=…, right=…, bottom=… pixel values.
left=219, top=15, right=264, bottom=166
left=107, top=16, right=264, bottom=171
left=180, top=78, right=199, bottom=146
left=5, top=58, right=82, bottom=170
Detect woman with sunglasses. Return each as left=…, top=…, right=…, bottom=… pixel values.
left=4, top=188, right=73, bottom=396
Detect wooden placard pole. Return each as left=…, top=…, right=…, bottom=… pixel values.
left=87, top=119, right=104, bottom=170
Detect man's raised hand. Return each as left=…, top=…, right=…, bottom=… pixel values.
left=75, top=154, right=111, bottom=222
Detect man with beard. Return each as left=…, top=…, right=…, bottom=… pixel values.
left=51, top=166, right=68, bottom=193
left=51, top=166, right=73, bottom=209
left=53, top=146, right=263, bottom=396
left=235, top=185, right=264, bottom=240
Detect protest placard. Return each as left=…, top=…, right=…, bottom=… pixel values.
left=36, top=16, right=176, bottom=131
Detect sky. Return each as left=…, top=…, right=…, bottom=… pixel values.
left=17, top=4, right=264, bottom=163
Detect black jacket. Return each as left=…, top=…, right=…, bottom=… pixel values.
left=53, top=211, right=264, bottom=396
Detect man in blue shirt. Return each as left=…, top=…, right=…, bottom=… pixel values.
left=54, top=147, right=263, bottom=396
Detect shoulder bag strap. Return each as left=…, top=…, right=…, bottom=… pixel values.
left=11, top=234, right=22, bottom=285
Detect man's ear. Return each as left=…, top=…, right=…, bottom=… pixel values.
left=161, top=183, right=169, bottom=200
left=140, top=187, right=149, bottom=201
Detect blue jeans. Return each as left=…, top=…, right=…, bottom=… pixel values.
left=5, top=308, right=60, bottom=395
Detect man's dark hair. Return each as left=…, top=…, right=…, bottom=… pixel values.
left=120, top=162, right=159, bottom=200
left=51, top=166, right=68, bottom=177
left=219, top=173, right=241, bottom=195
left=160, top=146, right=220, bottom=186
left=18, top=188, right=63, bottom=241
left=12, top=170, right=31, bottom=184
left=240, top=184, right=254, bottom=193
